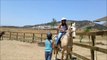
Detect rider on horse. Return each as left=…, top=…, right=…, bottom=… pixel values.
left=56, top=18, right=68, bottom=48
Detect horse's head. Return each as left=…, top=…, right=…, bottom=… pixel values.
left=71, top=22, right=76, bottom=38
left=66, top=22, right=76, bottom=37
left=66, top=26, right=73, bottom=37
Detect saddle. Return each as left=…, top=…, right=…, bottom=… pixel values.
left=54, top=34, right=65, bottom=49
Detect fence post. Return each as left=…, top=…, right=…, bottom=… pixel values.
left=32, top=33, right=35, bottom=43
left=23, top=33, right=25, bottom=41
left=2, top=35, right=3, bottom=40
left=16, top=32, right=18, bottom=40
left=9, top=32, right=11, bottom=40
left=91, top=35, right=96, bottom=60
left=41, top=33, right=43, bottom=42
left=0, top=36, right=3, bottom=40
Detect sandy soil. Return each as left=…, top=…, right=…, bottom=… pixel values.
left=0, top=40, right=107, bottom=60
left=0, top=40, right=45, bottom=60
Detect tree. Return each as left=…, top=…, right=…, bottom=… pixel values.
left=84, top=26, right=92, bottom=32
left=51, top=18, right=57, bottom=28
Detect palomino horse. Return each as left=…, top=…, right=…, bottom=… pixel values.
left=53, top=26, right=73, bottom=60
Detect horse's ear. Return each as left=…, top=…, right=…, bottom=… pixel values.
left=72, top=22, right=75, bottom=27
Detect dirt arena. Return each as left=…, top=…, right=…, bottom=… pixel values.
left=0, top=40, right=46, bottom=60
left=0, top=37, right=107, bottom=60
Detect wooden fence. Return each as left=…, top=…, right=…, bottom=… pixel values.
left=73, top=30, right=107, bottom=60
left=0, top=31, right=48, bottom=43
left=0, top=30, right=107, bottom=60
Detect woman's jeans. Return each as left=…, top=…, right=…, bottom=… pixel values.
left=45, top=51, right=52, bottom=60
left=56, top=32, right=65, bottom=45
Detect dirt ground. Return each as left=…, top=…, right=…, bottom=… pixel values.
left=0, top=39, right=107, bottom=60
left=0, top=40, right=45, bottom=60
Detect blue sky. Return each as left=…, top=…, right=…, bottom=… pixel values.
left=1, top=0, right=107, bottom=26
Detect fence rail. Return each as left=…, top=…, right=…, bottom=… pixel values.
left=73, top=42, right=107, bottom=54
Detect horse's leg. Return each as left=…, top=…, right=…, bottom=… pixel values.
left=61, top=50, right=64, bottom=60
left=53, top=48, right=55, bottom=54
left=68, top=53, right=71, bottom=60
left=80, top=35, right=83, bottom=43
left=54, top=48, right=57, bottom=60
left=66, top=48, right=72, bottom=60
left=66, top=50, right=69, bottom=60
left=70, top=48, right=72, bottom=59
left=56, top=48, right=58, bottom=59
left=54, top=47, right=58, bottom=60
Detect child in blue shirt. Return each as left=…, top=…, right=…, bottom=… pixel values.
left=45, top=32, right=53, bottom=60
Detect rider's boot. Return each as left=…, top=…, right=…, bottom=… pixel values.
left=58, top=44, right=63, bottom=52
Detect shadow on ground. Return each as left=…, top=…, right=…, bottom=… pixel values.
left=55, top=57, right=77, bottom=60
left=38, top=42, right=45, bottom=47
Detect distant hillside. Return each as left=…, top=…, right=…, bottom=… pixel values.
left=31, top=20, right=107, bottom=30
left=102, top=21, right=107, bottom=27
left=1, top=20, right=107, bottom=30
left=0, top=26, right=21, bottom=28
